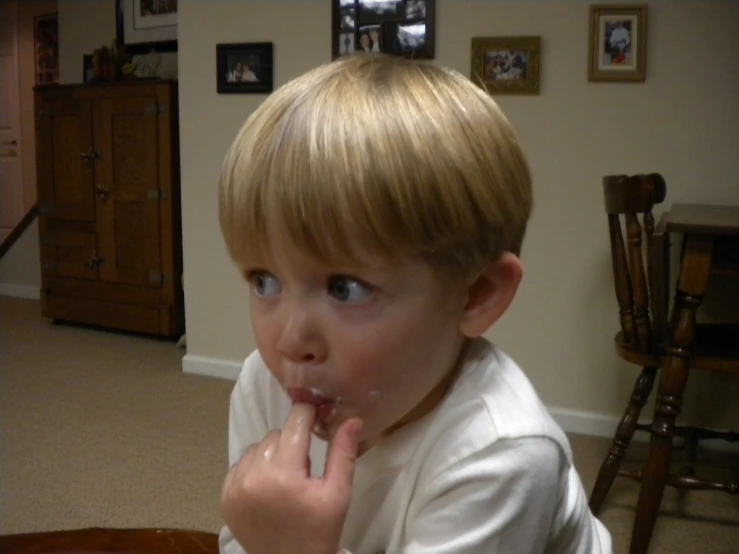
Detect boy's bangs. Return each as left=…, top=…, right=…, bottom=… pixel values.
left=220, top=116, right=416, bottom=270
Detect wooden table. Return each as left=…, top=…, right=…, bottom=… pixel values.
left=634, top=203, right=739, bottom=554
left=650, top=204, right=739, bottom=348
left=0, top=528, right=219, bottom=554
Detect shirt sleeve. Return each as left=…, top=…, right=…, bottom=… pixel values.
left=218, top=357, right=269, bottom=554
left=402, top=437, right=566, bottom=554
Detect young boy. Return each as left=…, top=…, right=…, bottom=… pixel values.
left=217, top=54, right=612, bottom=554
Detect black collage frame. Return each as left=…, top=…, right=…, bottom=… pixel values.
left=216, top=42, right=274, bottom=94
left=332, top=0, right=435, bottom=60
left=115, top=0, right=178, bottom=55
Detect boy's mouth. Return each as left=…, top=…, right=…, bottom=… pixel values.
left=287, top=387, right=337, bottom=424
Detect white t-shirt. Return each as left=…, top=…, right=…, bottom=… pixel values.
left=219, top=338, right=613, bottom=554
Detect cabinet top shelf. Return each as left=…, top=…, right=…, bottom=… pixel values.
left=34, top=78, right=177, bottom=92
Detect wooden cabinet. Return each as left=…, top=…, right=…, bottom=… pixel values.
left=34, top=80, right=183, bottom=338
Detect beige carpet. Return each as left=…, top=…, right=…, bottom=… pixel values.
left=1, top=296, right=737, bottom=552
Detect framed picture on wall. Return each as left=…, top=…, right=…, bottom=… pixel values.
left=332, top=0, right=435, bottom=60
left=588, top=4, right=647, bottom=82
left=33, top=13, right=59, bottom=85
left=116, top=0, right=178, bottom=54
left=470, top=36, right=541, bottom=95
left=216, top=42, right=274, bottom=94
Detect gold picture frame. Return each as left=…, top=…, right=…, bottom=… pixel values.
left=471, top=36, right=541, bottom=95
left=588, top=4, right=647, bottom=82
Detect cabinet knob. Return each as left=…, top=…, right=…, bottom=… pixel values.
left=86, top=253, right=105, bottom=269
left=79, top=147, right=101, bottom=164
left=95, top=184, right=110, bottom=203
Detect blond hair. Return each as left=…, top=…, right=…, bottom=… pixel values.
left=219, top=54, right=532, bottom=282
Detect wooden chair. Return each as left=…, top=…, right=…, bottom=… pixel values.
left=590, top=173, right=739, bottom=552
left=0, top=528, right=219, bottom=554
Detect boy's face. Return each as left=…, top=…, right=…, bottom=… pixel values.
left=245, top=247, right=467, bottom=452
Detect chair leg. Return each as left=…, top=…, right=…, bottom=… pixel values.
left=630, top=358, right=689, bottom=554
left=589, top=365, right=658, bottom=515
left=629, top=235, right=713, bottom=554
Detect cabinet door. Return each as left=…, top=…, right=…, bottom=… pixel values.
left=39, top=225, right=99, bottom=280
left=94, top=95, right=162, bottom=287
left=36, top=96, right=96, bottom=222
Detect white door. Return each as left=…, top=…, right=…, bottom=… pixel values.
left=0, top=0, right=24, bottom=243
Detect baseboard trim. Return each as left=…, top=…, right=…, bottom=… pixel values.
left=0, top=283, right=41, bottom=300
left=550, top=406, right=739, bottom=453
left=549, top=406, right=624, bottom=440
left=182, top=354, right=242, bottom=380
left=181, top=355, right=738, bottom=452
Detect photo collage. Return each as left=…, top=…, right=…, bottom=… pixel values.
left=335, top=0, right=433, bottom=59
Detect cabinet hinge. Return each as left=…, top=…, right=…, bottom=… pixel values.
left=149, top=271, right=170, bottom=284
left=147, top=188, right=168, bottom=200
left=145, top=103, right=167, bottom=115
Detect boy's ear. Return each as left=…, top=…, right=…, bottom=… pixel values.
left=459, top=253, right=523, bottom=338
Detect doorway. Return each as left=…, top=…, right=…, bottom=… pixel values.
left=0, top=0, right=24, bottom=243
left=0, top=0, right=59, bottom=249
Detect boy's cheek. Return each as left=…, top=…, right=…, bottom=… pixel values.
left=253, top=327, right=281, bottom=368
left=258, top=347, right=286, bottom=387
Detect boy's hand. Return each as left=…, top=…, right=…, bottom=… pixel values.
left=221, top=403, right=363, bottom=554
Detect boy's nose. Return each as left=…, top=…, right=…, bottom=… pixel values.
left=276, top=306, right=325, bottom=364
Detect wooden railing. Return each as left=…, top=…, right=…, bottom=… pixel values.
left=0, top=203, right=38, bottom=261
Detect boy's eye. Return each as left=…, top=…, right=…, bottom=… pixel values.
left=249, top=271, right=282, bottom=297
left=328, top=276, right=372, bottom=303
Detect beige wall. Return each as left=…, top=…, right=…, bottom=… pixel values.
left=54, top=1, right=739, bottom=427
left=177, top=0, right=336, bottom=361
left=58, top=0, right=115, bottom=84
left=57, top=0, right=177, bottom=83
left=0, top=219, right=41, bottom=292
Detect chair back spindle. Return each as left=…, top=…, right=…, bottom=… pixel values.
left=607, top=212, right=638, bottom=349
left=625, top=213, right=651, bottom=351
left=603, top=174, right=667, bottom=355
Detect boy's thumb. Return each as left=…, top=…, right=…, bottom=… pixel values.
left=324, top=418, right=363, bottom=492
